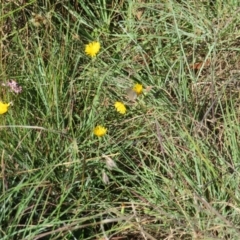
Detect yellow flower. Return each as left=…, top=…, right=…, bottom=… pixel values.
left=114, top=101, right=126, bottom=114
left=133, top=83, right=143, bottom=95
left=0, top=102, right=10, bottom=114
left=85, top=41, right=100, bottom=57
left=93, top=125, right=107, bottom=137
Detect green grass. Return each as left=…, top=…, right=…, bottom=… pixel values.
left=1, top=0, right=240, bottom=239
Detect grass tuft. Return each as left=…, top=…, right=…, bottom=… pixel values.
left=1, top=1, right=240, bottom=239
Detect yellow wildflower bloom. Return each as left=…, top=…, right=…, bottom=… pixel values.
left=93, top=125, right=107, bottom=137
left=0, top=102, right=10, bottom=114
left=114, top=101, right=126, bottom=114
left=133, top=83, right=143, bottom=95
left=85, top=41, right=100, bottom=57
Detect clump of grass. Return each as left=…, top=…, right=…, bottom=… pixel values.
left=1, top=1, right=240, bottom=239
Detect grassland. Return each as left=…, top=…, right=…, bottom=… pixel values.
left=1, top=1, right=240, bottom=239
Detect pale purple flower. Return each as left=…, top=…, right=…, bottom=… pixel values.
left=2, top=80, right=22, bottom=94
